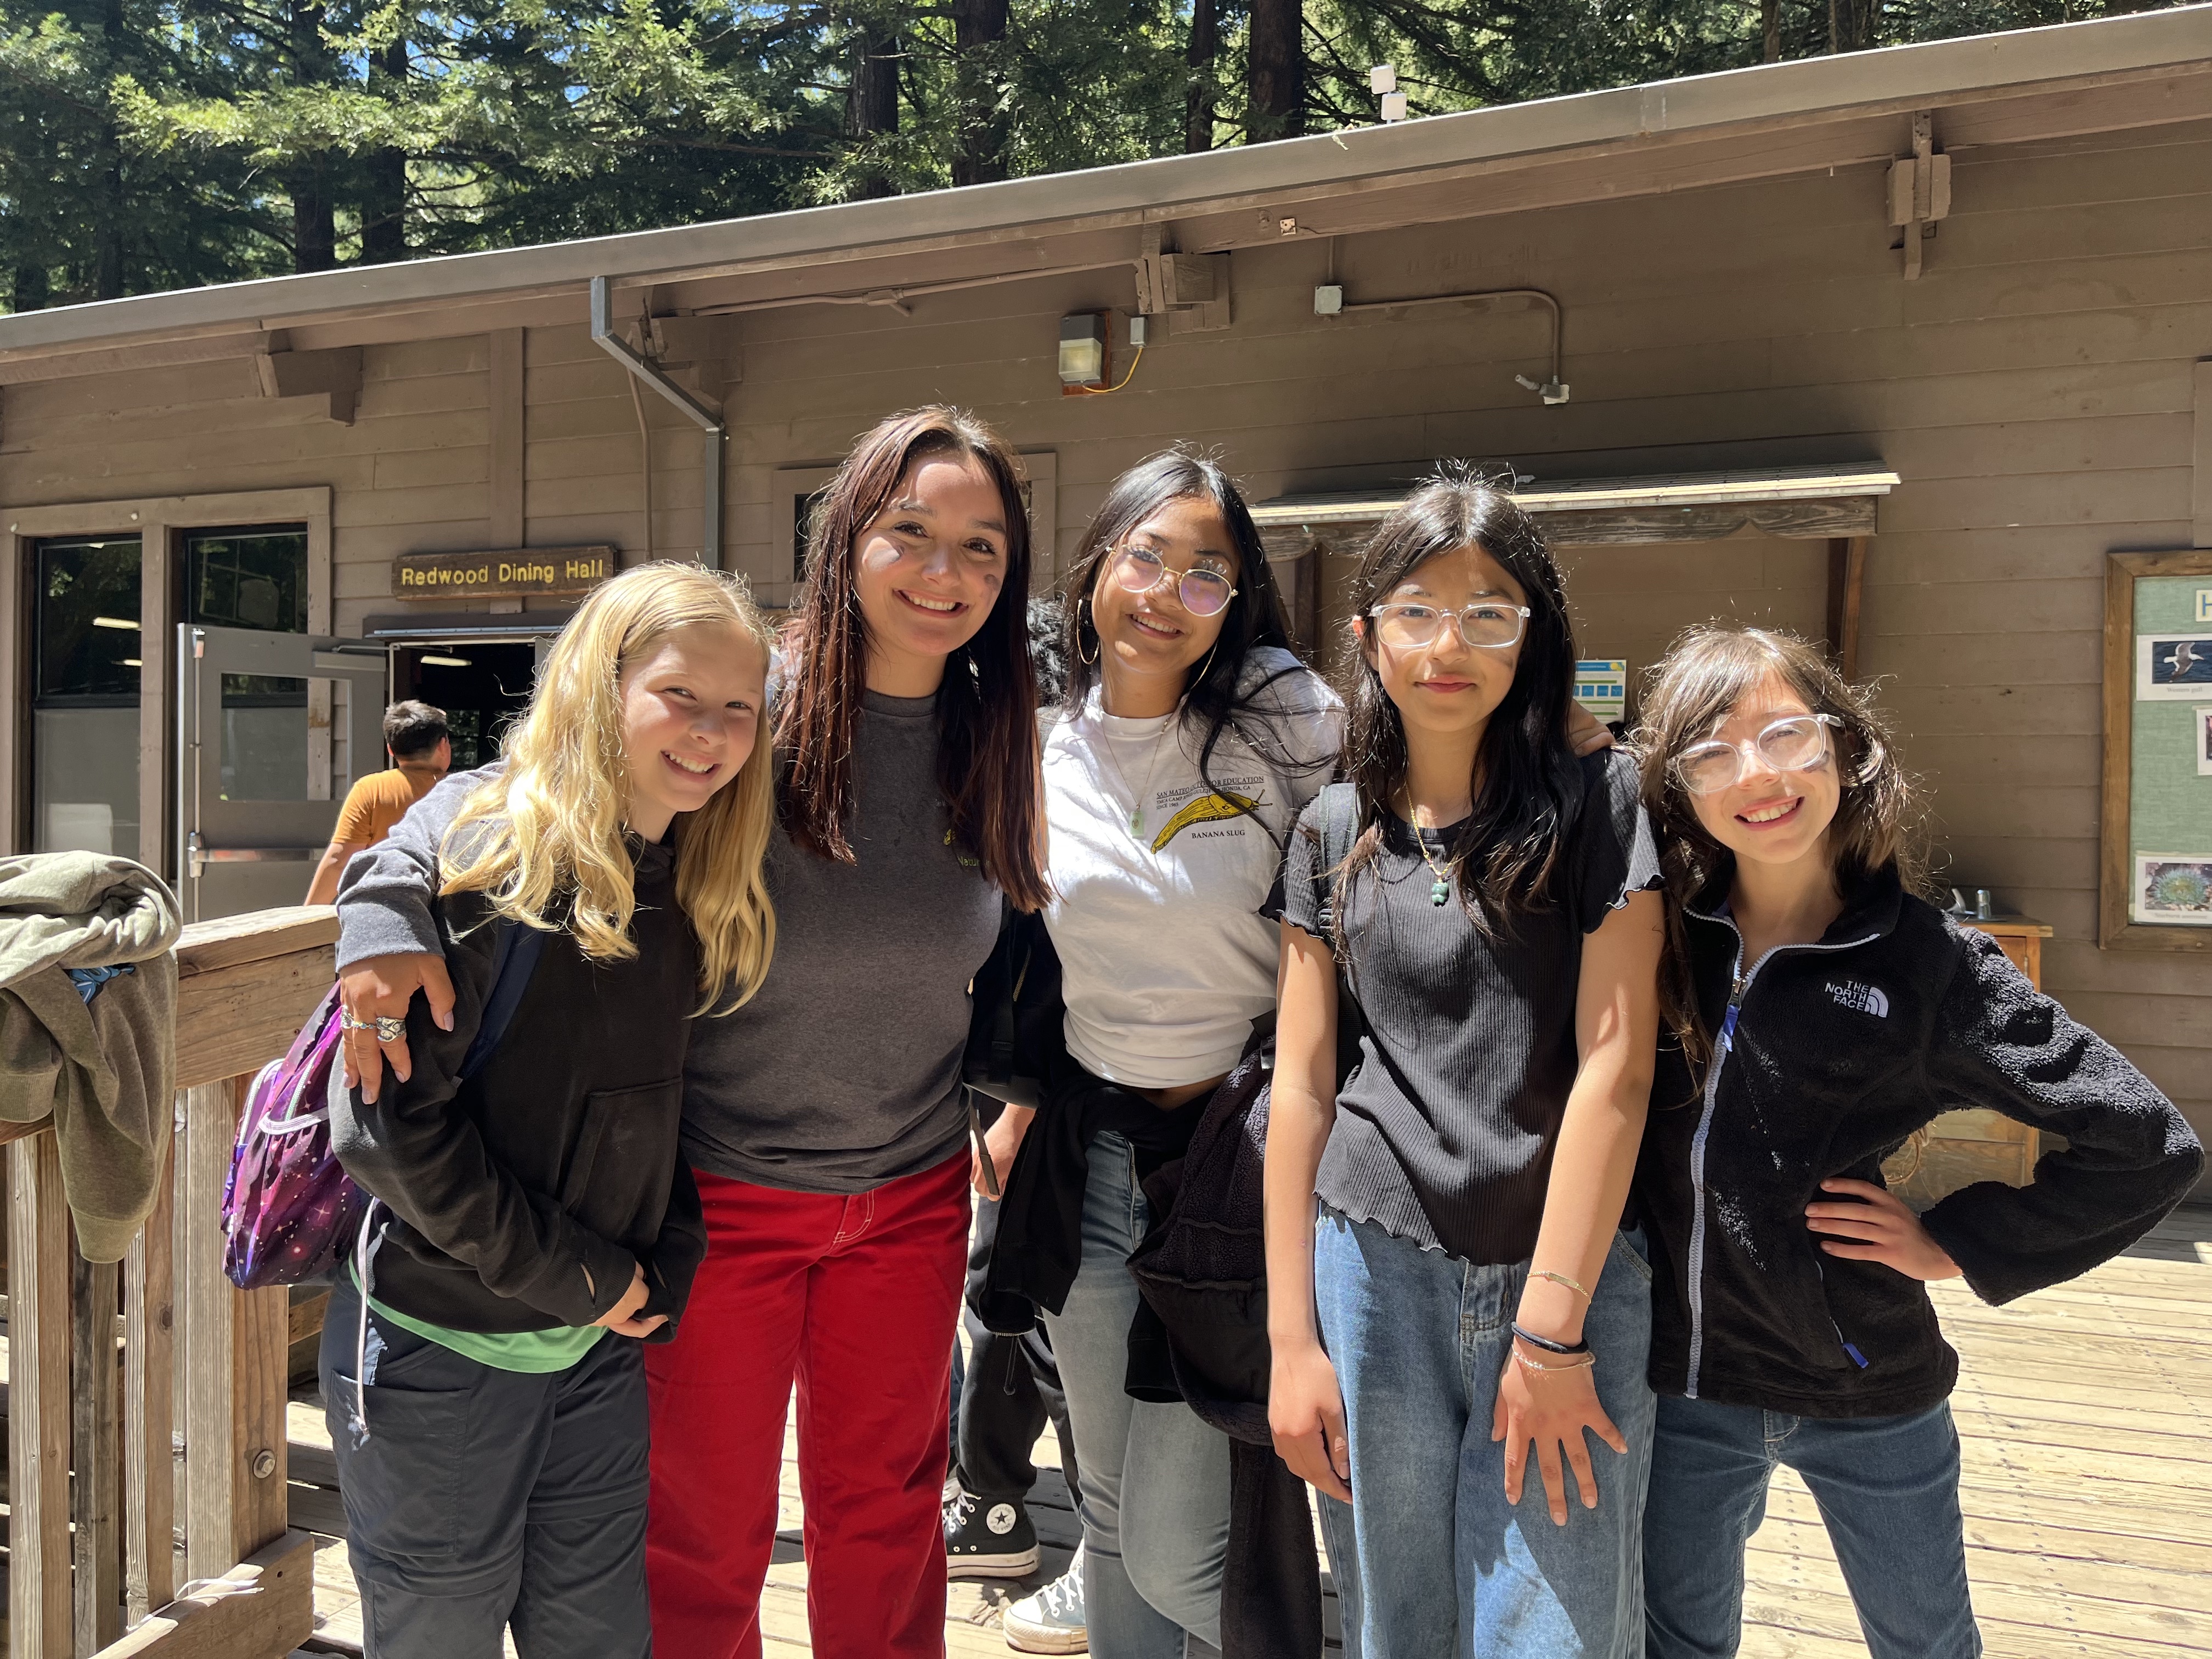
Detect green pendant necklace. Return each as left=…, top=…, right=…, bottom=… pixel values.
left=1412, top=815, right=1458, bottom=906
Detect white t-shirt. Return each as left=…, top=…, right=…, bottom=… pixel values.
left=1042, top=646, right=1344, bottom=1090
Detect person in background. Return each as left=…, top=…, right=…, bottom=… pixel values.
left=306, top=701, right=452, bottom=905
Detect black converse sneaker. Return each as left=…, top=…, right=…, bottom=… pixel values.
left=943, top=1484, right=1039, bottom=1579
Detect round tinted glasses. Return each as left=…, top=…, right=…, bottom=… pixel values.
left=1675, top=713, right=1842, bottom=795
left=1109, top=544, right=1237, bottom=618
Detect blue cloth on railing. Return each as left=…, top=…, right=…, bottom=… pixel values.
left=66, top=962, right=136, bottom=1005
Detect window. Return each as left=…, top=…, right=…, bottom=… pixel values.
left=32, top=535, right=144, bottom=858
left=185, top=525, right=309, bottom=633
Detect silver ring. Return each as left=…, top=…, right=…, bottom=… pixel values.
left=375, top=1016, right=407, bottom=1043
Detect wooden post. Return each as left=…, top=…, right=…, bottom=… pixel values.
left=124, top=1133, right=178, bottom=1627
left=72, top=1246, right=125, bottom=1651
left=1824, top=535, right=1869, bottom=680
left=178, top=1077, right=291, bottom=1578
left=10, top=1133, right=74, bottom=1659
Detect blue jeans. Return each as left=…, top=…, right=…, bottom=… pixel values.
left=1644, top=1393, right=1981, bottom=1659
left=319, top=1272, right=651, bottom=1659
left=1042, top=1132, right=1232, bottom=1659
left=1314, top=1210, right=1655, bottom=1659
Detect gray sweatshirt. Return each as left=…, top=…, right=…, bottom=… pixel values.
left=334, top=689, right=1001, bottom=1194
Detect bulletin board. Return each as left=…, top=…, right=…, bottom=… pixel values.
left=2101, top=549, right=2212, bottom=950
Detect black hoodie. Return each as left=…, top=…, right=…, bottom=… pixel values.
left=1635, top=863, right=2202, bottom=1419
left=332, top=836, right=708, bottom=1340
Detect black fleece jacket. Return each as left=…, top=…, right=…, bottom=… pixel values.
left=331, top=836, right=708, bottom=1340
left=1635, top=864, right=2202, bottom=1419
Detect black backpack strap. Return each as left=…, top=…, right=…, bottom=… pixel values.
left=461, top=918, right=545, bottom=1081
left=1313, top=782, right=1359, bottom=941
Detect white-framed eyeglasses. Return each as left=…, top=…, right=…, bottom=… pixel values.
left=1674, top=713, right=1842, bottom=796
left=1368, top=600, right=1532, bottom=652
left=1108, top=544, right=1238, bottom=618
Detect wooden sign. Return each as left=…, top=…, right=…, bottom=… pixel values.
left=393, top=546, right=615, bottom=601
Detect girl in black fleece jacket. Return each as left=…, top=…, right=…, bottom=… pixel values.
left=1630, top=626, right=2200, bottom=1659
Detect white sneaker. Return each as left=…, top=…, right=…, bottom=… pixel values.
left=1003, top=1545, right=1087, bottom=1654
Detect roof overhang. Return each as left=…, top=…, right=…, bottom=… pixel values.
left=0, top=8, right=2205, bottom=374
left=1251, top=466, right=1899, bottom=558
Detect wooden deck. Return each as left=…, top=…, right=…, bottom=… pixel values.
left=286, top=1206, right=2212, bottom=1658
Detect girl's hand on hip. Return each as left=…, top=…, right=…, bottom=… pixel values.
left=1806, top=1178, right=1962, bottom=1281
left=1494, top=1346, right=1625, bottom=1526
left=338, top=952, right=454, bottom=1101
left=1269, top=1341, right=1352, bottom=1503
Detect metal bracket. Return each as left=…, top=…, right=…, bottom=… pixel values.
left=1887, top=112, right=1952, bottom=281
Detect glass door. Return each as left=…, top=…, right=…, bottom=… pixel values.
left=176, top=624, right=387, bottom=922
left=31, top=535, right=144, bottom=859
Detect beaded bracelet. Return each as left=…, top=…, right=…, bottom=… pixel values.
left=1510, top=1322, right=1590, bottom=1357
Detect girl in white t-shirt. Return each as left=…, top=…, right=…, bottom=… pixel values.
left=981, top=450, right=1340, bottom=1657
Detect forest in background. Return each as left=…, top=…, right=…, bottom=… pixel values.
left=0, top=0, right=2187, bottom=309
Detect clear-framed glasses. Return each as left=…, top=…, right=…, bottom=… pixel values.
left=1109, top=544, right=1238, bottom=618
left=1369, top=600, right=1532, bottom=652
left=1674, top=713, right=1842, bottom=796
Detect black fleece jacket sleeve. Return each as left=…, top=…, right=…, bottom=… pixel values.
left=330, top=902, right=637, bottom=1329
left=1917, top=929, right=2203, bottom=1307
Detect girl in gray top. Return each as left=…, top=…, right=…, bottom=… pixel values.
left=335, top=407, right=1048, bottom=1658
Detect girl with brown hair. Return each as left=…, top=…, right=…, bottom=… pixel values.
left=332, top=407, right=1048, bottom=1659
left=1630, top=625, right=2199, bottom=1659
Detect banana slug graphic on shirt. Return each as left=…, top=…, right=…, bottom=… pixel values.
left=1150, top=790, right=1265, bottom=852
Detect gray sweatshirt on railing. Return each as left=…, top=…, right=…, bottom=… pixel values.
left=332, top=688, right=1001, bottom=1195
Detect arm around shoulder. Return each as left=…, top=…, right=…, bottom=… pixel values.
left=1917, top=929, right=2205, bottom=1306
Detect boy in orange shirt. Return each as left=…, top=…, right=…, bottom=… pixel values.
left=304, top=701, right=450, bottom=905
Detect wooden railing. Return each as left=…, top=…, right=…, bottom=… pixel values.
left=6, top=906, right=335, bottom=1659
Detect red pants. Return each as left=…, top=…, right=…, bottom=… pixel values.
left=644, top=1152, right=969, bottom=1659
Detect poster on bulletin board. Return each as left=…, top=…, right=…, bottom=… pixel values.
left=2103, top=555, right=2212, bottom=946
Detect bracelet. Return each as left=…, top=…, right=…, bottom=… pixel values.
left=1528, top=1268, right=1591, bottom=1301
left=1512, top=1346, right=1595, bottom=1375
left=1511, top=1322, right=1589, bottom=1357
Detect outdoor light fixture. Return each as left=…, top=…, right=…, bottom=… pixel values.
left=1516, top=373, right=1572, bottom=405
left=1372, top=64, right=1408, bottom=122
left=1059, top=313, right=1109, bottom=390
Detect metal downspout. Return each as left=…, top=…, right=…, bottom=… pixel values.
left=589, top=275, right=726, bottom=568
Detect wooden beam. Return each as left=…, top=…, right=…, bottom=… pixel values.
left=88, top=1529, right=315, bottom=1659
left=176, top=908, right=338, bottom=978
left=2192, top=358, right=2212, bottom=549
left=178, top=1080, right=236, bottom=1583
left=10, top=1132, right=74, bottom=1659
left=172, top=947, right=333, bottom=1092
left=74, top=1247, right=125, bottom=1652
left=125, top=1135, right=178, bottom=1628
left=488, top=328, right=527, bottom=551
left=1826, top=535, right=1869, bottom=679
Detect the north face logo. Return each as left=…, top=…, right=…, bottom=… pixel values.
left=1826, top=979, right=1890, bottom=1018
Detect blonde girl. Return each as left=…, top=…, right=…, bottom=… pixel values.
left=324, top=562, right=776, bottom=1659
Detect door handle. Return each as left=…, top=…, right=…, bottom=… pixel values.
left=185, top=837, right=321, bottom=877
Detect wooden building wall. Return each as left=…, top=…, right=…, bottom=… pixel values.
left=1, top=112, right=2205, bottom=1172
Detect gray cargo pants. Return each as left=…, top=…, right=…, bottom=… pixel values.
left=319, top=1272, right=652, bottom=1659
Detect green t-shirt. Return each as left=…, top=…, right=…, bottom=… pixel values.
left=352, top=1265, right=607, bottom=1374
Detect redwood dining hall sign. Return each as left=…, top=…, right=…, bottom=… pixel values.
left=393, top=546, right=616, bottom=601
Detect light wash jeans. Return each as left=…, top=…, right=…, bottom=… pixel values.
left=1314, top=1208, right=1656, bottom=1659
left=1643, top=1393, right=1981, bottom=1659
left=1042, top=1132, right=1232, bottom=1659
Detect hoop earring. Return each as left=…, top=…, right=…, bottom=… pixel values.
left=1078, top=600, right=1099, bottom=666
left=1187, top=640, right=1218, bottom=695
